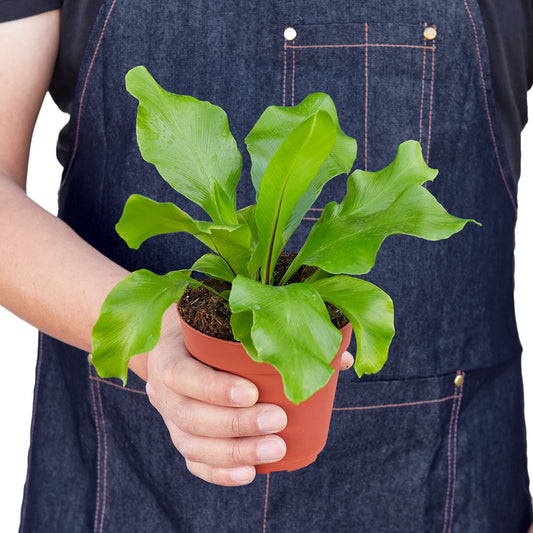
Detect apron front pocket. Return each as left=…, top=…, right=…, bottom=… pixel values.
left=282, top=20, right=440, bottom=254
left=284, top=21, right=437, bottom=179
left=260, top=371, right=464, bottom=532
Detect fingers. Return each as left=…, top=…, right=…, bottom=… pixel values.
left=340, top=350, right=354, bottom=371
left=167, top=420, right=287, bottom=468
left=160, top=348, right=259, bottom=407
left=148, top=385, right=287, bottom=438
left=185, top=461, right=257, bottom=486
left=146, top=327, right=288, bottom=487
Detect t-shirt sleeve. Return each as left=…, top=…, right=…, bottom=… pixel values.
left=0, top=0, right=62, bottom=23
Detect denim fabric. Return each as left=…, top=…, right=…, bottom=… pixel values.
left=20, top=0, right=532, bottom=531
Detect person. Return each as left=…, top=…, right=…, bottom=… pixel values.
left=1, top=0, right=532, bottom=531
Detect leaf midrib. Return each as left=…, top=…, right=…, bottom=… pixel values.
left=263, top=115, right=320, bottom=283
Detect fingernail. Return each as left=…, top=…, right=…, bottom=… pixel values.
left=230, top=466, right=255, bottom=483
left=230, top=384, right=257, bottom=406
left=257, top=408, right=287, bottom=433
left=257, top=437, right=286, bottom=463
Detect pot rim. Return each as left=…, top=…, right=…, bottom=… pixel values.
left=178, top=307, right=242, bottom=345
left=177, top=304, right=352, bottom=344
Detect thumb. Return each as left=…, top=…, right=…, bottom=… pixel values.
left=340, top=350, right=354, bottom=371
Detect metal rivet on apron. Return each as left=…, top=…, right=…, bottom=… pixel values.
left=284, top=27, right=297, bottom=41
left=454, top=374, right=464, bottom=387
left=88, top=353, right=93, bottom=366
left=424, top=26, right=437, bottom=40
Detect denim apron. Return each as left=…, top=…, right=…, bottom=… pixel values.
left=20, top=1, right=532, bottom=531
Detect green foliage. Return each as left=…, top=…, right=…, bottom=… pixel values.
left=281, top=141, right=480, bottom=282
left=125, top=66, right=240, bottom=225
left=116, top=194, right=251, bottom=277
left=245, top=93, right=357, bottom=243
left=91, top=66, right=479, bottom=404
left=230, top=276, right=341, bottom=404
left=92, top=270, right=199, bottom=384
left=190, top=254, right=236, bottom=284
left=252, top=111, right=337, bottom=284
left=309, top=276, right=395, bottom=376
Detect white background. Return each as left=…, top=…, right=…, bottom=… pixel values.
left=0, top=92, right=532, bottom=530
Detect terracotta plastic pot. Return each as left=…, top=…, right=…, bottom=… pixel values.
left=178, top=313, right=352, bottom=474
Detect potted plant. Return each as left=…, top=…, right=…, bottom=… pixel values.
left=91, top=66, right=478, bottom=473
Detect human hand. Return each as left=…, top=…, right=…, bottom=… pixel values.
left=143, top=309, right=354, bottom=487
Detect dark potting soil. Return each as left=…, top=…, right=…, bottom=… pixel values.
left=178, top=253, right=349, bottom=341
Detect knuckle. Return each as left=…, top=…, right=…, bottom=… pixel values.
left=230, top=413, right=243, bottom=437
left=209, top=469, right=226, bottom=485
left=173, top=401, right=195, bottom=434
left=210, top=467, right=238, bottom=486
left=230, top=439, right=244, bottom=465
left=162, top=359, right=180, bottom=389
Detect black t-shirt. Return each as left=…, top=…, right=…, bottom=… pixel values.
left=1, top=0, right=532, bottom=177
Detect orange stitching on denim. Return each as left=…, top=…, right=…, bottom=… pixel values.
left=89, top=365, right=103, bottom=532
left=89, top=375, right=147, bottom=395
left=283, top=39, right=288, bottom=106
left=419, top=24, right=428, bottom=145
left=426, top=31, right=436, bottom=164
left=463, top=0, right=517, bottom=214
left=61, top=0, right=119, bottom=192
left=262, top=473, right=270, bottom=532
left=20, top=334, right=45, bottom=532
left=291, top=47, right=296, bottom=106
left=447, top=372, right=465, bottom=532
left=443, top=390, right=458, bottom=531
left=292, top=48, right=296, bottom=106
left=332, top=394, right=456, bottom=411
left=95, top=379, right=108, bottom=533
left=286, top=29, right=435, bottom=216
left=286, top=43, right=433, bottom=50
left=364, top=23, right=369, bottom=171
left=443, top=371, right=464, bottom=533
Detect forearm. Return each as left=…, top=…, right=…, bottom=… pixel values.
left=0, top=174, right=148, bottom=376
left=0, top=12, right=286, bottom=489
